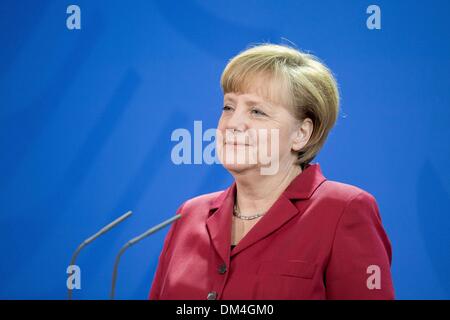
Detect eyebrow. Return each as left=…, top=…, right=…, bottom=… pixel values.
left=244, top=99, right=264, bottom=107
left=223, top=94, right=236, bottom=103
left=224, top=95, right=265, bottom=106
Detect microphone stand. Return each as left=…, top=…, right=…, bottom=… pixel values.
left=68, top=210, right=132, bottom=300
left=110, top=213, right=182, bottom=300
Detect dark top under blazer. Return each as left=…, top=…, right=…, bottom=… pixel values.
left=149, top=163, right=395, bottom=300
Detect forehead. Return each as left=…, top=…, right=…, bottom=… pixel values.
left=223, top=72, right=291, bottom=107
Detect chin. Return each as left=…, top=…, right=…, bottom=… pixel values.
left=221, top=162, right=260, bottom=175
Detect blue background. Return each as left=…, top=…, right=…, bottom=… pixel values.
left=0, top=0, right=449, bottom=299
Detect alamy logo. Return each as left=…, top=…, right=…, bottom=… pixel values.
left=66, top=5, right=81, bottom=30
left=366, top=5, right=381, bottom=30
left=171, top=121, right=281, bottom=175
left=366, top=264, right=381, bottom=290
left=66, top=265, right=81, bottom=290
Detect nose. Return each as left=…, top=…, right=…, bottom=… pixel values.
left=225, top=108, right=248, bottom=132
left=221, top=109, right=252, bottom=146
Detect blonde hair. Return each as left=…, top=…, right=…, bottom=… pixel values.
left=220, top=43, right=340, bottom=167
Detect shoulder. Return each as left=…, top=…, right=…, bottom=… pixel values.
left=166, top=189, right=227, bottom=237
left=176, top=189, right=226, bottom=215
left=309, top=179, right=381, bottom=224
left=317, top=179, right=377, bottom=205
left=316, top=180, right=383, bottom=229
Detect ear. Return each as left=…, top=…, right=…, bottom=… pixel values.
left=291, top=118, right=313, bottom=152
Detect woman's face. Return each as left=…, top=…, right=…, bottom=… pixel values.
left=217, top=78, right=306, bottom=176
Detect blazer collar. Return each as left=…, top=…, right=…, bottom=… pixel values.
left=205, top=163, right=327, bottom=263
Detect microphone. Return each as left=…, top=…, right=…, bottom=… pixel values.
left=67, top=210, right=133, bottom=300
left=110, top=213, right=182, bottom=300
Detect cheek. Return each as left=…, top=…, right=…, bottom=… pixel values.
left=261, top=127, right=292, bottom=155
left=217, top=117, right=230, bottom=141
left=279, top=127, right=293, bottom=145
left=217, top=114, right=232, bottom=131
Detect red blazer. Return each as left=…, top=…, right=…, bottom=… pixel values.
left=149, top=163, right=395, bottom=300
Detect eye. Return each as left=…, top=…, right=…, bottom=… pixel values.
left=223, top=105, right=234, bottom=112
left=251, top=108, right=267, bottom=116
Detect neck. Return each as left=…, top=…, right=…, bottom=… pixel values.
left=233, top=161, right=302, bottom=217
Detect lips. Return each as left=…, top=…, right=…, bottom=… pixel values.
left=224, top=141, right=251, bottom=146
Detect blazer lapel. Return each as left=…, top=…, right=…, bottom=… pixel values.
left=206, top=163, right=327, bottom=260
left=205, top=182, right=236, bottom=264
left=230, top=193, right=299, bottom=257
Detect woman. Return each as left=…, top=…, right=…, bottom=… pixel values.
left=149, top=43, right=395, bottom=300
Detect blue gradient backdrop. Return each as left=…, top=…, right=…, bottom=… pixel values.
left=0, top=0, right=449, bottom=299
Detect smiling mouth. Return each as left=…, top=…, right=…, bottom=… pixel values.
left=225, top=142, right=251, bottom=146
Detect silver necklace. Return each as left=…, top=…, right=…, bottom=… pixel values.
left=233, top=203, right=265, bottom=220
